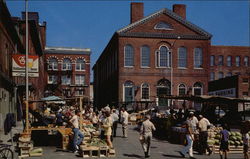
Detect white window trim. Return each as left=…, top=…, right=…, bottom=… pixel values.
left=75, top=75, right=85, bottom=85
left=156, top=45, right=171, bottom=68
left=192, top=83, right=203, bottom=95
left=193, top=48, right=203, bottom=69
left=141, top=83, right=150, bottom=101
left=48, top=75, right=57, bottom=84
left=177, top=84, right=186, bottom=96
left=124, top=45, right=134, bottom=67
left=75, top=59, right=86, bottom=71
left=123, top=82, right=134, bottom=102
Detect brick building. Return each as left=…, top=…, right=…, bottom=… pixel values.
left=44, top=47, right=91, bottom=101
left=93, top=3, right=250, bottom=110
left=0, top=0, right=46, bottom=133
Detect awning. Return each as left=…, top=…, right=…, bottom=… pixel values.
left=41, top=96, right=65, bottom=104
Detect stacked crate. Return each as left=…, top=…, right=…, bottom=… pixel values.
left=18, top=137, right=33, bottom=158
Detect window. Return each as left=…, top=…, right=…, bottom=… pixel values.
left=154, top=21, right=173, bottom=30
left=218, top=72, right=224, bottom=79
left=243, top=78, right=249, bottom=83
left=124, top=44, right=134, bottom=67
left=75, top=89, right=85, bottom=96
left=236, top=56, right=241, bottom=67
left=124, top=81, right=134, bottom=102
left=63, top=89, right=71, bottom=97
left=218, top=55, right=224, bottom=66
left=76, top=59, right=85, bottom=71
left=194, top=48, right=203, bottom=68
left=178, top=47, right=187, bottom=68
left=227, top=56, right=232, bottom=67
left=141, top=45, right=150, bottom=67
left=62, top=58, right=72, bottom=70
left=244, top=56, right=249, bottom=67
left=61, top=75, right=71, bottom=85
left=157, top=46, right=170, bottom=67
left=75, top=75, right=85, bottom=85
left=193, top=82, right=203, bottom=96
left=210, top=55, right=215, bottom=66
left=141, top=83, right=149, bottom=100
left=48, top=58, right=58, bottom=70
left=226, top=72, right=232, bottom=77
left=157, top=79, right=171, bottom=106
left=210, top=72, right=215, bottom=81
left=48, top=75, right=57, bottom=84
left=178, top=84, right=186, bottom=96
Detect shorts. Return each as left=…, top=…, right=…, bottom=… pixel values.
left=244, top=144, right=249, bottom=153
left=220, top=140, right=229, bottom=151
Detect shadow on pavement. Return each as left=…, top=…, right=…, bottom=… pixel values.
left=162, top=154, right=182, bottom=158
left=123, top=153, right=143, bottom=158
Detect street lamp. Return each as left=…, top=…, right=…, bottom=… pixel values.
left=169, top=36, right=180, bottom=107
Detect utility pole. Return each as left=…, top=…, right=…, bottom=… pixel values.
left=25, top=0, right=29, bottom=132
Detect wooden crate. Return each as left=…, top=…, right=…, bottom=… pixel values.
left=80, top=146, right=100, bottom=158
left=108, top=149, right=116, bottom=157
left=99, top=146, right=108, bottom=157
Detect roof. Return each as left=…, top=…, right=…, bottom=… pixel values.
left=45, top=46, right=91, bottom=55
left=117, top=8, right=212, bottom=39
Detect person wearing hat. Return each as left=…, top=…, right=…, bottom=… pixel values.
left=140, top=114, right=156, bottom=158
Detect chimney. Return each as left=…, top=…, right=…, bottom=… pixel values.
left=22, top=12, right=39, bottom=23
left=173, top=4, right=186, bottom=19
left=130, top=2, right=144, bottom=24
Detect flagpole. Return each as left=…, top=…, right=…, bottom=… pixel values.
left=25, top=0, right=29, bottom=132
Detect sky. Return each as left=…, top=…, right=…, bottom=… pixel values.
left=6, top=0, right=250, bottom=80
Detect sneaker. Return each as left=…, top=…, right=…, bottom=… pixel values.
left=74, top=150, right=79, bottom=154
left=179, top=152, right=185, bottom=158
left=75, top=145, right=79, bottom=150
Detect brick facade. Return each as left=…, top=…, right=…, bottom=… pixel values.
left=93, top=3, right=250, bottom=110
left=44, top=47, right=91, bottom=101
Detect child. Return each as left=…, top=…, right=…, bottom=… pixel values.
left=241, top=128, right=249, bottom=159
left=219, top=124, right=230, bottom=159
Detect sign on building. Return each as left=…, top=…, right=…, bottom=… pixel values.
left=12, top=54, right=39, bottom=77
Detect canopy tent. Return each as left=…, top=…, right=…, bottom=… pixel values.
left=41, top=96, right=66, bottom=104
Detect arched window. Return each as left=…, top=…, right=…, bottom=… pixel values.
left=178, top=47, right=187, bottom=68
left=218, top=55, right=224, bottom=66
left=210, top=72, right=215, bottom=81
left=244, top=56, right=249, bottom=67
left=124, top=81, right=134, bottom=102
left=157, top=46, right=170, bottom=67
left=178, top=84, right=186, bottom=96
left=124, top=45, right=134, bottom=67
left=154, top=21, right=173, bottom=30
left=227, top=56, right=232, bottom=67
left=236, top=56, right=241, bottom=67
left=194, top=48, right=203, bottom=68
left=193, top=82, right=203, bottom=96
left=62, top=58, right=72, bottom=70
left=157, top=79, right=171, bottom=106
left=141, top=45, right=150, bottom=67
left=48, top=58, right=58, bottom=70
left=76, top=58, right=85, bottom=71
left=218, top=72, right=224, bottom=79
left=141, top=83, right=150, bottom=100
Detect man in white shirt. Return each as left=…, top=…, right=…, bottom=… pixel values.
left=121, top=107, right=129, bottom=138
left=198, top=115, right=212, bottom=155
left=111, top=109, right=119, bottom=137
left=70, top=110, right=84, bottom=153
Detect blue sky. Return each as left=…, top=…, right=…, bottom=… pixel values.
left=6, top=1, right=250, bottom=80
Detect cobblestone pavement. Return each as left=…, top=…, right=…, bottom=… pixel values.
left=19, top=124, right=243, bottom=159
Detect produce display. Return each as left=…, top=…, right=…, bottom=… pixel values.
left=208, top=126, right=244, bottom=147
left=86, top=138, right=107, bottom=147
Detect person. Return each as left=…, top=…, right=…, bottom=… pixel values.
left=70, top=110, right=84, bottom=153
left=188, top=112, right=199, bottom=134
left=241, top=128, right=249, bottom=159
left=56, top=109, right=64, bottom=126
left=198, top=115, right=212, bottom=155
left=179, top=113, right=196, bottom=159
left=219, top=124, right=230, bottom=159
left=121, top=107, right=129, bottom=138
left=102, top=111, right=113, bottom=149
left=111, top=109, right=119, bottom=137
left=99, top=109, right=106, bottom=140
left=140, top=114, right=156, bottom=158
left=91, top=112, right=98, bottom=128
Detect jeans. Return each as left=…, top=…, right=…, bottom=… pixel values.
left=73, top=128, right=84, bottom=150
left=181, top=134, right=194, bottom=157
